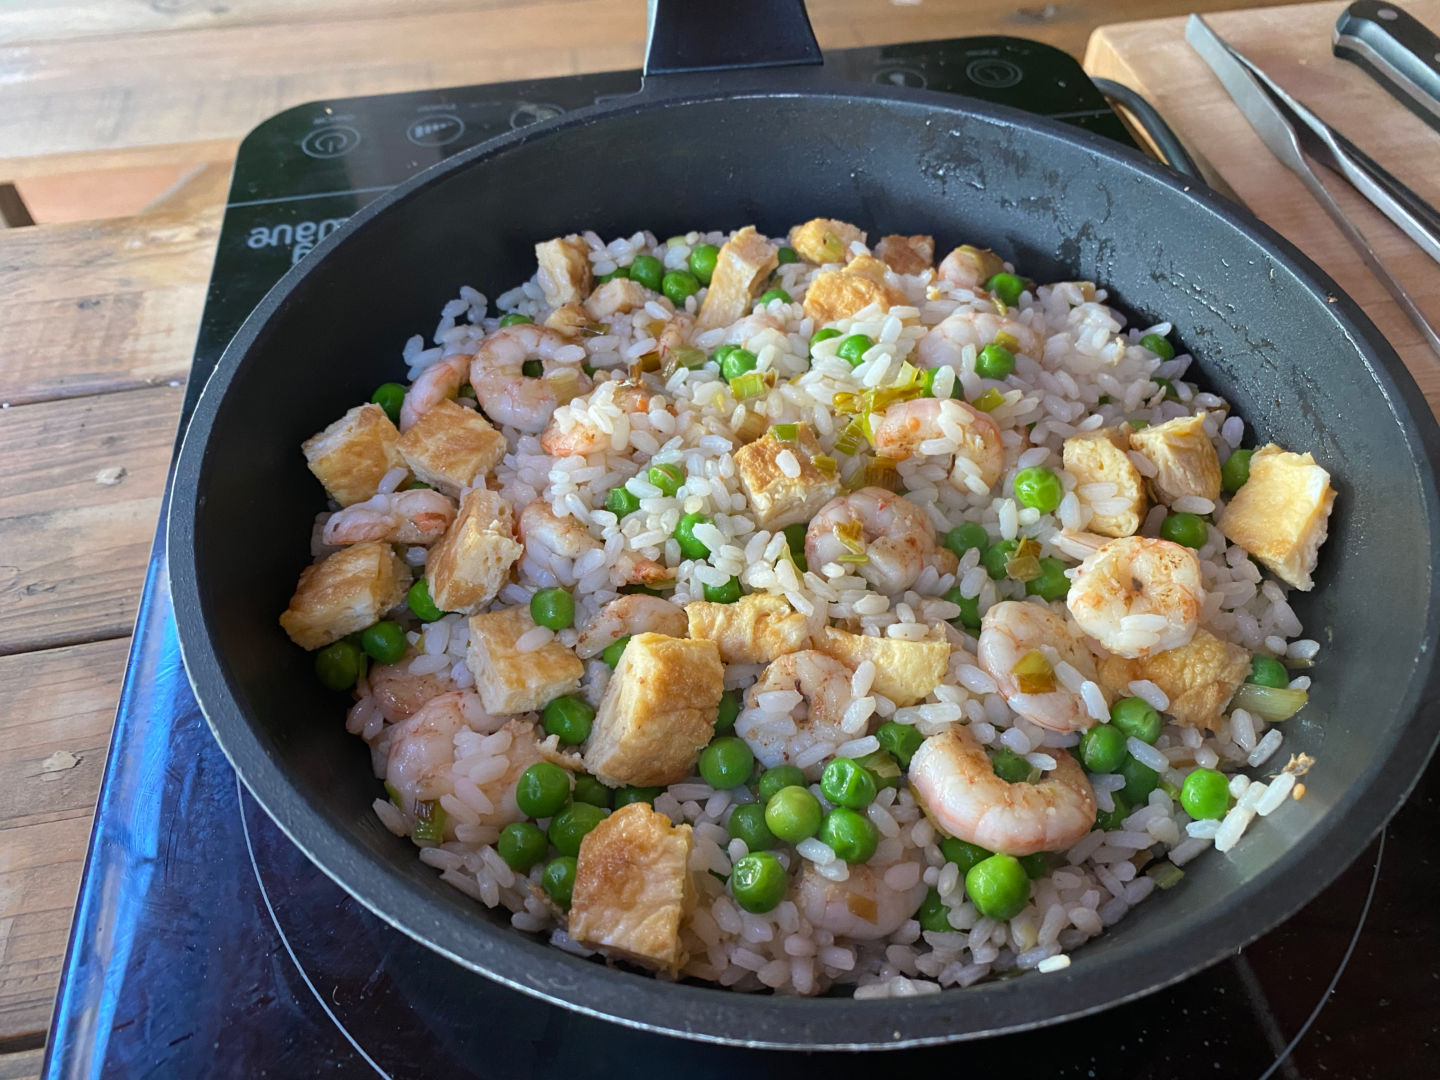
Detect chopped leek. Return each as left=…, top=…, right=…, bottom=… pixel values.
left=770, top=422, right=799, bottom=442
left=664, top=345, right=707, bottom=374
left=862, top=456, right=901, bottom=491
left=412, top=800, right=447, bottom=844
left=818, top=230, right=846, bottom=263
left=992, top=330, right=1020, bottom=352
left=972, top=387, right=1005, bottom=412
left=812, top=453, right=837, bottom=476
left=1229, top=682, right=1308, bottom=722
left=834, top=415, right=870, bottom=456
left=729, top=371, right=768, bottom=401
left=1147, top=861, right=1185, bottom=890
left=384, top=782, right=403, bottom=808
left=1012, top=649, right=1055, bottom=694
left=1004, top=537, right=1043, bottom=582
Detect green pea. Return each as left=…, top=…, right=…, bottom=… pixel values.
left=1118, top=755, right=1160, bottom=804
left=985, top=272, right=1024, bottom=306
left=628, top=255, right=663, bottom=292
left=613, top=785, right=661, bottom=809
left=403, top=480, right=432, bottom=491
left=776, top=246, right=799, bottom=265
left=982, top=539, right=1020, bottom=579
left=596, top=266, right=629, bottom=285
left=758, top=287, right=791, bottom=305
left=369, top=382, right=407, bottom=425
left=572, top=774, right=611, bottom=808
left=820, top=757, right=878, bottom=809
left=941, top=586, right=982, bottom=632
left=674, top=512, right=713, bottom=560
left=990, top=747, right=1033, bottom=784
left=764, top=785, right=823, bottom=843
left=727, top=802, right=777, bottom=853
left=605, top=485, right=641, bottom=518
left=918, top=368, right=965, bottom=399
left=975, top=343, right=1015, bottom=380
left=600, top=635, right=630, bottom=669
left=645, top=462, right=683, bottom=497
left=965, top=853, right=1031, bottom=920
left=1018, top=852, right=1051, bottom=879
left=916, top=888, right=953, bottom=933
left=809, top=328, right=842, bottom=356
left=703, top=576, right=743, bottom=604
left=1013, top=466, right=1064, bottom=513
left=855, top=750, right=901, bottom=790
left=818, top=807, right=879, bottom=863
left=1177, top=767, right=1229, bottom=821
left=1221, top=448, right=1253, bottom=492
left=1248, top=655, right=1290, bottom=689
left=758, top=765, right=807, bottom=803
left=1025, top=556, right=1072, bottom=601
left=407, top=578, right=445, bottom=622
left=497, top=821, right=549, bottom=872
left=542, top=695, right=595, bottom=746
left=499, top=312, right=533, bottom=327
left=548, top=801, right=608, bottom=857
left=360, top=621, right=407, bottom=664
left=730, top=851, right=787, bottom=914
left=943, top=522, right=990, bottom=559
left=314, top=639, right=366, bottom=691
left=1160, top=512, right=1209, bottom=550
left=876, top=721, right=925, bottom=769
left=699, top=736, right=754, bottom=790
left=515, top=762, right=570, bottom=819
left=1095, top=792, right=1132, bottom=832
left=1139, top=332, right=1175, bottom=361
left=529, top=586, right=574, bottom=630
left=1152, top=376, right=1180, bottom=401
left=836, top=334, right=874, bottom=367
left=521, top=359, right=543, bottom=378
left=688, top=243, right=720, bottom=285
left=1129, top=418, right=1150, bottom=431
left=715, top=688, right=741, bottom=733
left=782, top=521, right=808, bottom=558
left=718, top=347, right=758, bottom=381
left=660, top=269, right=701, bottom=308
left=1078, top=724, right=1127, bottom=774
left=1110, top=697, right=1162, bottom=744
left=940, top=837, right=992, bottom=875
left=542, top=856, right=577, bottom=908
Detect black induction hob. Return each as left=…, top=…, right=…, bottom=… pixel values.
left=43, top=38, right=1439, bottom=1079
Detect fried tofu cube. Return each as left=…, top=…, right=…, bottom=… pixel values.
left=1064, top=427, right=1148, bottom=538
left=685, top=593, right=816, bottom=665
left=542, top=301, right=589, bottom=337
left=789, top=217, right=867, bottom=265
left=467, top=606, right=584, bottom=715
left=875, top=234, right=935, bottom=275
left=1097, top=628, right=1250, bottom=731
left=426, top=488, right=523, bottom=615
left=396, top=399, right=506, bottom=495
left=583, top=633, right=723, bottom=787
left=802, top=261, right=908, bottom=325
left=302, top=403, right=405, bottom=508
left=697, top=226, right=778, bottom=330
left=1219, top=444, right=1336, bottom=590
left=816, top=627, right=949, bottom=707
left=569, top=802, right=694, bottom=975
left=584, top=278, right=650, bottom=320
left=279, top=541, right=412, bottom=650
left=732, top=423, right=841, bottom=529
left=534, top=235, right=593, bottom=307
left=1129, top=412, right=1222, bottom=504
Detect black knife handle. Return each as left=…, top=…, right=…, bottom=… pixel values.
left=645, top=0, right=821, bottom=77
left=1334, top=1, right=1440, bottom=133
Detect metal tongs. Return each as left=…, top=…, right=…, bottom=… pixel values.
left=1186, top=14, right=1440, bottom=355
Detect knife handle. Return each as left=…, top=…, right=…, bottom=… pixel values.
left=1334, top=1, right=1440, bottom=132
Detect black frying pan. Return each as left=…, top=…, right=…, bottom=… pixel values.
left=168, top=0, right=1440, bottom=1048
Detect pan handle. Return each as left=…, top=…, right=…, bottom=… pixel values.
left=644, top=0, right=822, bottom=77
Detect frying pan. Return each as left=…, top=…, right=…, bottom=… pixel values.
left=168, top=0, right=1440, bottom=1048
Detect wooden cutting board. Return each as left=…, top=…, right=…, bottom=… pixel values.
left=1086, top=0, right=1440, bottom=415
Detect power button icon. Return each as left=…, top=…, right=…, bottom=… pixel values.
left=301, top=125, right=362, bottom=159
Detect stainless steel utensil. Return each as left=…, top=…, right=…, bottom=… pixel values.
left=1335, top=1, right=1440, bottom=133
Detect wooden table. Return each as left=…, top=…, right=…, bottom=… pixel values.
left=13, top=0, right=1430, bottom=1072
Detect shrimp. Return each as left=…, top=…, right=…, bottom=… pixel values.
left=656, top=312, right=695, bottom=362
left=575, top=594, right=687, bottom=658
left=540, top=380, right=659, bottom=457
left=736, top=650, right=854, bottom=776
left=1066, top=536, right=1203, bottom=659
left=518, top=499, right=670, bottom=587
left=469, top=323, right=590, bottom=433
left=916, top=308, right=1044, bottom=369
left=321, top=489, right=457, bottom=546
left=870, top=397, right=1005, bottom=492
left=366, top=663, right=456, bottom=723
left=805, top=487, right=938, bottom=595
left=909, top=726, right=1096, bottom=857
left=719, top=311, right=784, bottom=345
left=794, top=861, right=929, bottom=941
left=977, top=600, right=1105, bottom=732
left=399, top=352, right=469, bottom=432
left=937, top=244, right=1006, bottom=292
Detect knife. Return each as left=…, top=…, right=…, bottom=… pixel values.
left=1334, top=1, right=1440, bottom=134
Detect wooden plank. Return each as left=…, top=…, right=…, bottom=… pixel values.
left=0, top=386, right=180, bottom=655
left=0, top=1050, right=43, bottom=1080
left=0, top=638, right=128, bottom=1045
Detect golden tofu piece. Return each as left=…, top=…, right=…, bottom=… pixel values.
left=802, top=261, right=907, bottom=325
left=685, top=592, right=816, bottom=665
left=569, top=802, right=694, bottom=975
left=1219, top=444, right=1336, bottom=590
left=875, top=234, right=935, bottom=275
left=583, top=633, right=723, bottom=787
left=543, top=301, right=588, bottom=337
left=732, top=423, right=841, bottom=529
left=302, top=403, right=405, bottom=508
left=534, top=235, right=593, bottom=307
left=816, top=627, right=949, bottom=707
left=426, top=488, right=523, bottom=614
left=466, top=606, right=584, bottom=715
left=697, top=226, right=778, bottom=330
left=584, top=278, right=650, bottom=320
left=789, top=217, right=867, bottom=265
left=1063, top=427, right=1147, bottom=538
left=1097, top=628, right=1250, bottom=731
left=279, top=541, right=412, bottom=650
left=396, top=399, right=506, bottom=495
left=1129, top=412, right=1222, bottom=503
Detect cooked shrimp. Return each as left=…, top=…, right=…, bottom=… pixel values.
left=1066, top=536, right=1203, bottom=658
left=519, top=499, right=670, bottom=587
left=366, top=663, right=456, bottom=723
left=469, top=323, right=590, bottom=433
left=574, top=594, right=687, bottom=658
left=916, top=308, right=1044, bottom=369
left=657, top=312, right=695, bottom=362
left=540, top=380, right=659, bottom=457
left=399, top=352, right=469, bottom=432
left=871, top=397, right=1005, bottom=492
left=322, top=489, right=457, bottom=546
left=936, top=244, right=1006, bottom=292
left=736, top=650, right=854, bottom=775
left=794, top=861, right=929, bottom=941
left=805, top=487, right=938, bottom=595
left=977, top=600, right=1105, bottom=732
left=909, top=726, right=1096, bottom=857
